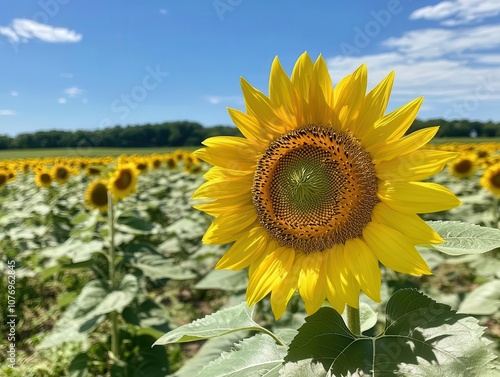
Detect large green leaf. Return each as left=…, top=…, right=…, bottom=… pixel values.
left=90, top=274, right=139, bottom=316
left=197, top=334, right=287, bottom=377
left=458, top=279, right=500, bottom=315
left=284, top=289, right=497, bottom=376
left=131, top=253, right=197, bottom=280
left=154, top=302, right=264, bottom=345
left=425, top=221, right=500, bottom=255
left=115, top=215, right=156, bottom=235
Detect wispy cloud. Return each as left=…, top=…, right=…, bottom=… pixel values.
left=410, top=0, right=500, bottom=26
left=64, top=86, right=83, bottom=97
left=60, top=72, right=74, bottom=79
left=206, top=95, right=243, bottom=105
left=159, top=9, right=168, bottom=15
left=327, top=20, right=500, bottom=117
left=0, top=109, right=16, bottom=116
left=58, top=98, right=67, bottom=104
left=0, top=18, right=82, bottom=44
left=10, top=91, right=18, bottom=97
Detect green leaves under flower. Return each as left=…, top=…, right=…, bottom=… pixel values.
left=284, top=289, right=497, bottom=377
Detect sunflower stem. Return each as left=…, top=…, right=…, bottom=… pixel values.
left=493, top=196, right=499, bottom=229
left=107, top=191, right=120, bottom=361
left=346, top=305, right=361, bottom=336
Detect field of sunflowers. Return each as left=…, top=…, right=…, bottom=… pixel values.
left=0, top=142, right=499, bottom=376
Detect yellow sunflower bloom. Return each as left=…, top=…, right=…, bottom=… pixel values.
left=51, top=164, right=72, bottom=184
left=448, top=153, right=478, bottom=178
left=481, top=162, right=500, bottom=197
left=108, top=163, right=139, bottom=200
left=85, top=179, right=109, bottom=212
left=193, top=53, right=461, bottom=319
left=35, top=170, right=53, bottom=188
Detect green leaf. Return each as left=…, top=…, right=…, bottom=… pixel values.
left=284, top=289, right=497, bottom=376
left=458, top=280, right=500, bottom=315
left=115, top=215, right=156, bottom=234
left=194, top=269, right=248, bottom=291
left=122, top=298, right=170, bottom=332
left=358, top=303, right=377, bottom=333
left=154, top=302, right=264, bottom=345
left=68, top=353, right=89, bottom=377
left=425, top=221, right=500, bottom=255
left=197, top=334, right=287, bottom=377
left=90, top=274, right=139, bottom=316
left=131, top=253, right=197, bottom=280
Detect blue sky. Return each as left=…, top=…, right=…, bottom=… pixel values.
left=1, top=0, right=500, bottom=136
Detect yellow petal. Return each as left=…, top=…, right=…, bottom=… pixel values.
left=363, top=222, right=432, bottom=276
left=202, top=207, right=257, bottom=244
left=216, top=227, right=269, bottom=270
left=227, top=108, right=270, bottom=145
left=378, top=181, right=462, bottom=213
left=192, top=175, right=252, bottom=200
left=325, top=245, right=347, bottom=313
left=241, top=77, right=287, bottom=138
left=369, top=126, right=440, bottom=162
left=354, top=71, right=394, bottom=136
left=291, top=52, right=314, bottom=103
left=246, top=246, right=295, bottom=306
left=193, top=196, right=251, bottom=217
left=371, top=202, right=443, bottom=245
left=269, top=56, right=299, bottom=122
left=307, top=56, right=335, bottom=125
left=271, top=252, right=305, bottom=319
left=334, top=64, right=367, bottom=131
left=298, top=252, right=327, bottom=315
left=344, top=238, right=381, bottom=302
left=194, top=145, right=255, bottom=171
left=326, top=245, right=359, bottom=309
left=375, top=150, right=458, bottom=182
left=362, top=97, right=423, bottom=148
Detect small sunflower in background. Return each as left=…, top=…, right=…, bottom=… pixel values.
left=35, top=169, right=53, bottom=188
left=448, top=153, right=478, bottom=178
left=51, top=164, right=73, bottom=184
left=0, top=169, right=8, bottom=188
left=135, top=159, right=149, bottom=174
left=150, top=155, right=163, bottom=170
left=193, top=52, right=460, bottom=319
left=165, top=155, right=178, bottom=170
left=85, top=179, right=109, bottom=212
left=108, top=163, right=139, bottom=200
left=481, top=162, right=500, bottom=197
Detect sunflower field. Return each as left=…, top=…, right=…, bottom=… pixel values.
left=0, top=141, right=498, bottom=377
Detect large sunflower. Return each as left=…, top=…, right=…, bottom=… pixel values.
left=193, top=53, right=461, bottom=319
left=85, top=179, right=109, bottom=212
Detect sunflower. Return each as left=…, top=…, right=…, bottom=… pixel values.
left=193, top=52, right=460, bottom=319
left=448, top=153, right=478, bottom=178
left=35, top=170, right=53, bottom=188
left=107, top=163, right=139, bottom=200
left=51, top=164, right=72, bottom=184
left=481, top=162, right=500, bottom=197
left=85, top=179, right=109, bottom=211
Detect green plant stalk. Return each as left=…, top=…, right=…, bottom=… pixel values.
left=107, top=191, right=119, bottom=360
left=493, top=196, right=499, bottom=229
left=346, top=304, right=361, bottom=336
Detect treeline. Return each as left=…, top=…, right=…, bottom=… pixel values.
left=0, top=121, right=242, bottom=150
left=0, top=118, right=499, bottom=150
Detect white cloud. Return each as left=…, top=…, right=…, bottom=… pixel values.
left=58, top=98, right=67, bottom=104
left=0, top=18, right=82, bottom=44
left=60, top=72, right=74, bottom=79
left=11, top=91, right=18, bottom=97
left=0, top=109, right=16, bottom=116
left=64, top=86, right=83, bottom=97
left=383, top=25, right=500, bottom=58
left=410, top=0, right=500, bottom=25
left=206, top=95, right=242, bottom=105
left=327, top=22, right=500, bottom=119
left=159, top=9, right=168, bottom=15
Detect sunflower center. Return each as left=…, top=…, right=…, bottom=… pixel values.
left=115, top=170, right=132, bottom=190
left=56, top=167, right=68, bottom=180
left=0, top=174, right=6, bottom=185
left=41, top=173, right=51, bottom=184
left=454, top=159, right=472, bottom=173
left=91, top=183, right=108, bottom=206
left=253, top=125, right=379, bottom=253
left=491, top=171, right=500, bottom=189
